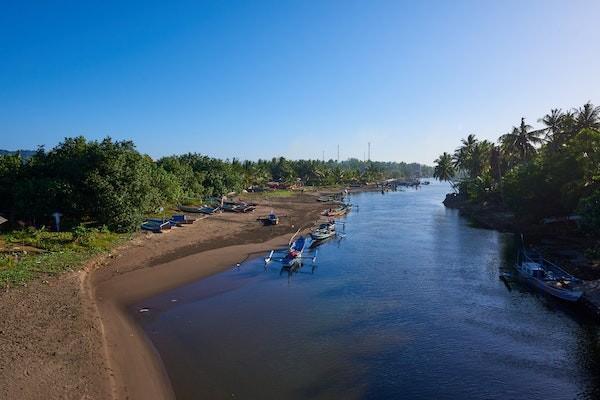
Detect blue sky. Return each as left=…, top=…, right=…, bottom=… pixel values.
left=1, top=0, right=599, bottom=164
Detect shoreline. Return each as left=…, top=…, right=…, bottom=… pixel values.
left=443, top=192, right=600, bottom=280
left=91, top=233, right=311, bottom=399
left=0, top=192, right=326, bottom=399
left=90, top=196, right=325, bottom=399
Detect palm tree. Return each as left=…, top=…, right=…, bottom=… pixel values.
left=574, top=102, right=600, bottom=131
left=461, top=134, right=478, bottom=152
left=499, top=117, right=543, bottom=163
left=433, top=152, right=455, bottom=183
left=538, top=108, right=563, bottom=144
left=453, top=134, right=478, bottom=173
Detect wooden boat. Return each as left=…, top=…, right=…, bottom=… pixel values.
left=310, top=221, right=336, bottom=241
left=170, top=214, right=196, bottom=224
left=322, top=204, right=350, bottom=217
left=515, top=250, right=583, bottom=302
left=222, top=201, right=256, bottom=213
left=178, top=205, right=220, bottom=214
left=281, top=236, right=307, bottom=268
left=267, top=212, right=279, bottom=225
left=141, top=220, right=171, bottom=233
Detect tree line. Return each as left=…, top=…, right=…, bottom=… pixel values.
left=433, top=101, right=600, bottom=234
left=0, top=137, right=431, bottom=232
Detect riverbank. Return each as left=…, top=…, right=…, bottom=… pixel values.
left=443, top=192, right=600, bottom=280
left=0, top=192, right=326, bottom=399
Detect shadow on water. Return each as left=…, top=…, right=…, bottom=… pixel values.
left=134, top=183, right=600, bottom=400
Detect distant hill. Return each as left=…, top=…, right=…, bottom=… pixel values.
left=0, top=149, right=36, bottom=159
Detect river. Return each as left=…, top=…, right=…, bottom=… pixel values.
left=134, top=182, right=600, bottom=399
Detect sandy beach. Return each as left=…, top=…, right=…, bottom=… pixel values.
left=0, top=193, right=326, bottom=399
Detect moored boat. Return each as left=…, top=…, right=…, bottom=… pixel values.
left=281, top=236, right=307, bottom=268
left=321, top=204, right=351, bottom=217
left=515, top=250, right=583, bottom=302
left=310, top=220, right=336, bottom=241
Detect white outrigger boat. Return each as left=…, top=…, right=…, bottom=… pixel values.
left=310, top=220, right=337, bottom=241
left=515, top=249, right=583, bottom=302
left=265, top=235, right=316, bottom=270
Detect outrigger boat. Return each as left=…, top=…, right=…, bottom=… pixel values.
left=258, top=211, right=279, bottom=226
left=178, top=205, right=220, bottom=214
left=267, top=212, right=279, bottom=225
left=515, top=248, right=583, bottom=302
left=170, top=214, right=197, bottom=224
left=310, top=220, right=336, bottom=241
left=222, top=201, right=256, bottom=213
left=265, top=235, right=316, bottom=270
left=322, top=204, right=351, bottom=217
left=141, top=220, right=171, bottom=233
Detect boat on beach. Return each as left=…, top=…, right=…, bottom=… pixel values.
left=178, top=205, right=220, bottom=214
left=141, top=220, right=171, bottom=233
left=515, top=250, right=583, bottom=302
left=170, top=214, right=197, bottom=224
left=222, top=201, right=256, bottom=213
left=267, top=212, right=279, bottom=225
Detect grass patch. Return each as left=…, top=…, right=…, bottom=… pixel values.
left=0, top=227, right=130, bottom=287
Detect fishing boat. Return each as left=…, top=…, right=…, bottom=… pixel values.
left=267, top=212, right=279, bottom=225
left=222, top=201, right=256, bottom=213
left=170, top=214, right=196, bottom=224
left=281, top=236, right=307, bottom=268
left=515, top=250, right=583, bottom=302
left=310, top=220, right=336, bottom=241
left=322, top=204, right=350, bottom=217
left=178, top=205, right=220, bottom=214
left=265, top=235, right=315, bottom=270
left=141, top=220, right=171, bottom=233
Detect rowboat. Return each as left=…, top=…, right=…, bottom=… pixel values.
left=515, top=250, right=583, bottom=302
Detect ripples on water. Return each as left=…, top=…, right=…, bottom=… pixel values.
left=134, top=182, right=600, bottom=400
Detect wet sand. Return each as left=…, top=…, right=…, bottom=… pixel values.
left=0, top=193, right=325, bottom=399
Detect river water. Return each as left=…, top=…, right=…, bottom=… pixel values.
left=134, top=182, right=600, bottom=400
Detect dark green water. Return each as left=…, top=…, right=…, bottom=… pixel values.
left=134, top=182, right=600, bottom=399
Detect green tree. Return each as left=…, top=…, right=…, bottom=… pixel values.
left=434, top=152, right=455, bottom=183
left=500, top=117, right=543, bottom=164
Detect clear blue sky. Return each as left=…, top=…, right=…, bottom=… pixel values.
left=1, top=0, right=599, bottom=164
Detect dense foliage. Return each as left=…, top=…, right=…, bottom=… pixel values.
left=434, top=102, right=600, bottom=234
left=0, top=137, right=431, bottom=232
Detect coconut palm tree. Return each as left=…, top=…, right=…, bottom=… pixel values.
left=499, top=118, right=543, bottom=163
left=574, top=102, right=600, bottom=131
left=453, top=134, right=478, bottom=172
left=433, top=152, right=455, bottom=183
left=538, top=108, right=564, bottom=144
